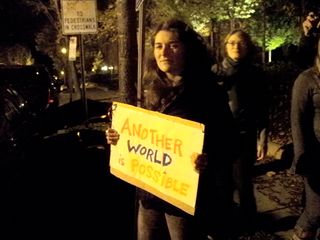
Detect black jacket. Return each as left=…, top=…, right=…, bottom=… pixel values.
left=290, top=67, right=320, bottom=175
left=212, top=57, right=269, bottom=149
left=138, top=72, right=238, bottom=217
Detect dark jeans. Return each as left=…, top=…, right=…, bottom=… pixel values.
left=295, top=176, right=320, bottom=238
left=233, top=131, right=257, bottom=218
left=137, top=201, right=201, bottom=240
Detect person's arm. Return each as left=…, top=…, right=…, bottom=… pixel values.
left=303, top=20, right=312, bottom=36
left=291, top=73, right=310, bottom=168
left=257, top=128, right=268, bottom=160
left=256, top=70, right=269, bottom=161
left=317, top=20, right=320, bottom=30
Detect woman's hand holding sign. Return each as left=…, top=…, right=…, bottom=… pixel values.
left=194, top=153, right=208, bottom=174
left=106, top=128, right=120, bottom=145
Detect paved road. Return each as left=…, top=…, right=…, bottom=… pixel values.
left=59, top=83, right=120, bottom=106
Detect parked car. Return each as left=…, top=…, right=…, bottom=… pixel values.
left=88, top=72, right=119, bottom=90
left=0, top=65, right=60, bottom=110
left=8, top=99, right=136, bottom=239
left=0, top=65, right=60, bottom=148
left=0, top=64, right=135, bottom=238
left=0, top=64, right=62, bottom=234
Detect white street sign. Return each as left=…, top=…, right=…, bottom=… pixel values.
left=68, top=36, right=77, bottom=61
left=135, top=0, right=145, bottom=11
left=61, top=0, right=97, bottom=35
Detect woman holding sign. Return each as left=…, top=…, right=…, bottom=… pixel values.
left=107, top=19, right=238, bottom=240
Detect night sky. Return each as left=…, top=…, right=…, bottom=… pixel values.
left=0, top=1, right=42, bottom=46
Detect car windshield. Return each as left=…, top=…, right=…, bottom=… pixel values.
left=0, top=65, right=52, bottom=112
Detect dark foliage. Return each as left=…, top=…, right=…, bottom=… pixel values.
left=265, top=61, right=303, bottom=146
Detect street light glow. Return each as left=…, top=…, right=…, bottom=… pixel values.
left=101, top=65, right=108, bottom=71
left=61, top=47, right=67, bottom=54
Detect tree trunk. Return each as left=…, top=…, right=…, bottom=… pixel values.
left=116, top=0, right=138, bottom=105
left=210, top=19, right=223, bottom=62
left=262, top=2, right=266, bottom=65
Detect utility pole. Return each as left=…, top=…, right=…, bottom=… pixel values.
left=136, top=0, right=146, bottom=107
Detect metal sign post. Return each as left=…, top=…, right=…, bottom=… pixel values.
left=61, top=0, right=97, bottom=119
left=136, top=0, right=145, bottom=107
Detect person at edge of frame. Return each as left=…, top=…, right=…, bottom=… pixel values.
left=290, top=34, right=320, bottom=240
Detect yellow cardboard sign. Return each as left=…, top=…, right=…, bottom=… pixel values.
left=109, top=102, right=205, bottom=215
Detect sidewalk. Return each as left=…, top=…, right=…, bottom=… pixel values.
left=251, top=159, right=303, bottom=240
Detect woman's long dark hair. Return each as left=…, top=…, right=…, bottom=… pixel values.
left=142, top=18, right=215, bottom=109
left=144, top=18, right=214, bottom=80
left=315, top=37, right=320, bottom=73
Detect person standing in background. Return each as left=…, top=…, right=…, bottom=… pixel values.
left=107, top=18, right=238, bottom=240
left=290, top=36, right=320, bottom=240
left=212, top=29, right=269, bottom=233
left=298, top=11, right=320, bottom=69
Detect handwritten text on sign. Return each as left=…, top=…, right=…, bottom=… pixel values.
left=109, top=102, right=205, bottom=215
